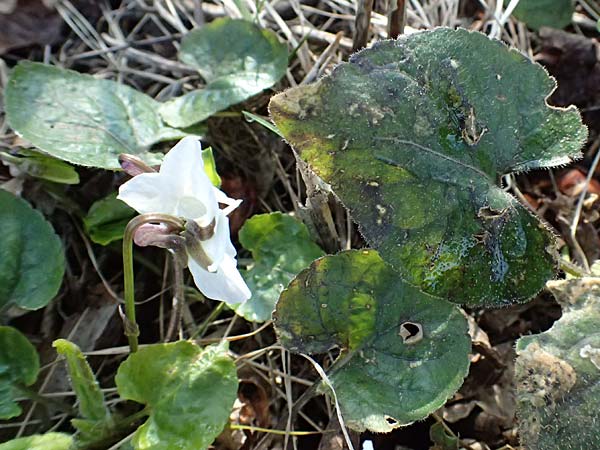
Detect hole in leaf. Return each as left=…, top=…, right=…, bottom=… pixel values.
left=385, top=415, right=399, bottom=426
left=399, top=322, right=423, bottom=344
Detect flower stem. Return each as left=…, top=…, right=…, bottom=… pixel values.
left=165, top=253, right=185, bottom=341
left=123, top=214, right=185, bottom=353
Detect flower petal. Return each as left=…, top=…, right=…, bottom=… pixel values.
left=161, top=136, right=218, bottom=221
left=201, top=212, right=236, bottom=272
left=188, top=254, right=251, bottom=304
left=117, top=172, right=178, bottom=215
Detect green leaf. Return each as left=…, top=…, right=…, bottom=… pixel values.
left=233, top=212, right=324, bottom=322
left=242, top=111, right=283, bottom=137
left=115, top=341, right=238, bottom=450
left=515, top=278, right=600, bottom=450
left=159, top=18, right=288, bottom=128
left=5, top=61, right=195, bottom=170
left=429, top=422, right=459, bottom=450
left=0, top=149, right=79, bottom=184
left=201, top=147, right=221, bottom=187
left=0, top=433, right=73, bottom=450
left=273, top=250, right=471, bottom=432
left=0, top=189, right=64, bottom=310
left=84, top=193, right=136, bottom=245
left=269, top=28, right=587, bottom=307
left=53, top=339, right=109, bottom=421
left=509, top=0, right=573, bottom=30
left=0, top=326, right=40, bottom=419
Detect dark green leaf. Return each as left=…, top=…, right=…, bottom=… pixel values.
left=429, top=422, right=459, bottom=450
left=0, top=433, right=73, bottom=450
left=234, top=212, right=324, bottom=322
left=115, top=341, right=238, bottom=450
left=0, top=326, right=40, bottom=419
left=270, top=28, right=587, bottom=307
left=83, top=193, right=136, bottom=245
left=53, top=339, right=109, bottom=421
left=159, top=18, right=288, bottom=128
left=515, top=278, right=600, bottom=450
left=5, top=62, right=195, bottom=169
left=274, top=250, right=471, bottom=432
left=509, top=0, right=573, bottom=30
left=0, top=189, right=64, bottom=310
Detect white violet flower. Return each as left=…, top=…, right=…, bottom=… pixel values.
left=117, top=136, right=251, bottom=305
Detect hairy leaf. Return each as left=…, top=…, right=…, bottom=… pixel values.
left=270, top=28, right=587, bottom=307
left=115, top=341, right=238, bottom=450
left=274, top=250, right=471, bottom=432
left=234, top=212, right=324, bottom=322
left=5, top=62, right=196, bottom=169
left=515, top=278, right=600, bottom=450
left=0, top=433, right=73, bottom=450
left=510, top=0, right=574, bottom=30
left=160, top=18, right=288, bottom=128
left=0, top=326, right=39, bottom=419
left=0, top=189, right=64, bottom=310
left=53, top=339, right=109, bottom=421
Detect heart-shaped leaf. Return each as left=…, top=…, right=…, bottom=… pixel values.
left=509, top=0, right=574, bottom=30
left=115, top=341, right=238, bottom=450
left=515, top=278, right=600, bottom=450
left=270, top=28, right=587, bottom=307
left=0, top=433, right=73, bottom=450
left=5, top=62, right=198, bottom=169
left=233, top=212, right=324, bottom=322
left=0, top=326, right=40, bottom=419
left=0, top=189, right=64, bottom=310
left=273, top=250, right=471, bottom=432
left=159, top=18, right=288, bottom=128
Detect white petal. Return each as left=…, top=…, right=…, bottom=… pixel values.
left=188, top=255, right=251, bottom=304
left=213, top=187, right=243, bottom=216
left=362, top=441, right=374, bottom=450
left=201, top=212, right=235, bottom=272
left=161, top=137, right=218, bottom=221
left=117, top=172, right=178, bottom=215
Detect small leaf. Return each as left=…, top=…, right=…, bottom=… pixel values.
left=84, top=193, right=136, bottom=245
left=115, top=341, right=238, bottom=450
left=233, top=212, right=324, bottom=322
left=273, top=250, right=471, bottom=432
left=270, top=28, right=587, bottom=307
left=201, top=146, right=221, bottom=187
left=159, top=18, right=288, bottom=128
left=0, top=433, right=73, bottom=450
left=509, top=0, right=574, bottom=30
left=515, top=278, right=600, bottom=450
left=242, top=111, right=283, bottom=137
left=53, top=339, right=109, bottom=422
left=0, top=189, right=64, bottom=310
left=429, top=422, right=459, bottom=450
left=0, top=326, right=40, bottom=419
left=5, top=61, right=195, bottom=169
left=0, top=149, right=79, bottom=184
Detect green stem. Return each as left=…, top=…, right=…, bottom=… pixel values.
left=560, top=258, right=590, bottom=278
left=123, top=214, right=185, bottom=353
left=190, top=302, right=225, bottom=340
